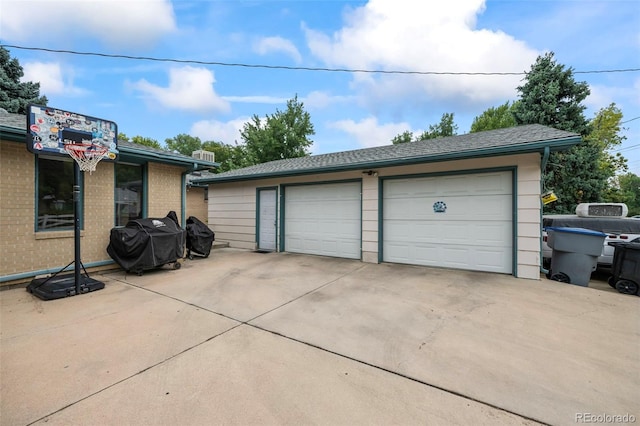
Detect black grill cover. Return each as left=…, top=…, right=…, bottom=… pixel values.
left=186, top=216, right=215, bottom=257
left=107, top=213, right=186, bottom=272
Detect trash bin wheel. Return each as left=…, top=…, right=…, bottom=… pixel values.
left=607, top=276, right=617, bottom=289
left=615, top=279, right=638, bottom=295
left=173, top=261, right=181, bottom=270
left=550, top=272, right=570, bottom=283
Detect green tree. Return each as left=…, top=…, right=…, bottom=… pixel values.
left=131, top=135, right=162, bottom=150
left=0, top=47, right=48, bottom=113
left=165, top=134, right=203, bottom=156
left=416, top=112, right=458, bottom=140
left=617, top=173, right=640, bottom=216
left=391, top=130, right=413, bottom=145
left=391, top=113, right=458, bottom=144
left=201, top=140, right=250, bottom=173
left=585, top=103, right=627, bottom=177
left=470, top=101, right=517, bottom=133
left=513, top=52, right=600, bottom=213
left=240, top=95, right=314, bottom=163
left=512, top=52, right=590, bottom=135
left=118, top=133, right=130, bottom=142
left=543, top=143, right=609, bottom=214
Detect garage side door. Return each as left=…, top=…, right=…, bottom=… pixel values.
left=285, top=182, right=361, bottom=259
left=383, top=172, right=513, bottom=273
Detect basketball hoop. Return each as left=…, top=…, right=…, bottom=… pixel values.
left=64, top=143, right=109, bottom=174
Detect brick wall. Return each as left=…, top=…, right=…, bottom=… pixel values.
left=1, top=142, right=37, bottom=279
left=1, top=141, right=188, bottom=286
left=0, top=141, right=117, bottom=283
left=186, top=187, right=207, bottom=223
left=147, top=163, right=183, bottom=220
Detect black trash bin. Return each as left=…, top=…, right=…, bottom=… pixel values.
left=607, top=241, right=640, bottom=296
left=186, top=216, right=215, bottom=259
left=107, top=212, right=186, bottom=275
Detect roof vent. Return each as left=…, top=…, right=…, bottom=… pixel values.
left=192, top=150, right=215, bottom=162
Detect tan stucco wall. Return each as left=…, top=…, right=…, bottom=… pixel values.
left=207, top=153, right=543, bottom=279
left=0, top=141, right=188, bottom=286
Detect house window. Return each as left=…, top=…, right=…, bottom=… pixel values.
left=37, top=157, right=80, bottom=231
left=115, top=163, right=144, bottom=226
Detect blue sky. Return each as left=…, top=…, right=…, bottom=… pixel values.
left=1, top=0, right=639, bottom=172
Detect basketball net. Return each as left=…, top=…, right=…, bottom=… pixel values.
left=64, top=143, right=109, bottom=174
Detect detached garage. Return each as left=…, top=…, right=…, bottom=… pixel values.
left=198, top=124, right=581, bottom=280
left=382, top=171, right=513, bottom=273
left=284, top=182, right=361, bottom=259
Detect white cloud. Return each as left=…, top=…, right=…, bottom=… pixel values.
left=303, top=0, right=539, bottom=108
left=328, top=116, right=412, bottom=148
left=0, top=0, right=176, bottom=48
left=131, top=66, right=230, bottom=113
left=21, top=62, right=87, bottom=97
left=190, top=117, right=249, bottom=144
left=254, top=36, right=302, bottom=63
left=585, top=81, right=640, bottom=116
left=302, top=91, right=353, bottom=110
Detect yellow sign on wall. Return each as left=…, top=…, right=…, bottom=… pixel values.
left=542, top=191, right=558, bottom=205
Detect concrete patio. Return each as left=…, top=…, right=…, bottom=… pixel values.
left=1, top=248, right=638, bottom=425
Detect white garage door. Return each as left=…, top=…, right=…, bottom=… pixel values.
left=383, top=172, right=513, bottom=273
left=285, top=182, right=361, bottom=259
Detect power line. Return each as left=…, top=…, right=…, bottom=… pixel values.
left=622, top=117, right=640, bottom=124
left=2, top=44, right=640, bottom=76
left=614, top=143, right=640, bottom=153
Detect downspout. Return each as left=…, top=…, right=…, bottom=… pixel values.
left=540, top=146, right=550, bottom=275
left=181, top=168, right=191, bottom=227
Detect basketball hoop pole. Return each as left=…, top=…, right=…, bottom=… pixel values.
left=73, top=162, right=81, bottom=295
left=25, top=104, right=116, bottom=300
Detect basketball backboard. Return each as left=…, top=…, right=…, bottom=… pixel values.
left=26, top=104, right=118, bottom=160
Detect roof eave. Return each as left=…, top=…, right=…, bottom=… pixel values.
left=118, top=145, right=219, bottom=170
left=0, top=126, right=26, bottom=143
left=197, top=136, right=582, bottom=184
left=0, top=126, right=218, bottom=170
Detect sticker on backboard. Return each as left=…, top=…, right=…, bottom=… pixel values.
left=26, top=104, right=118, bottom=161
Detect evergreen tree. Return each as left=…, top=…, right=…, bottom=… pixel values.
left=513, top=52, right=602, bottom=213
left=0, top=47, right=48, bottom=113
left=512, top=52, right=590, bottom=135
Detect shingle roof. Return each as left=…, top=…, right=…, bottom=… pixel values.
left=197, top=124, right=580, bottom=183
left=0, top=109, right=217, bottom=169
left=0, top=108, right=25, bottom=128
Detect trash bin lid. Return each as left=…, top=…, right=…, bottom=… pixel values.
left=608, top=241, right=640, bottom=250
left=545, top=226, right=607, bottom=237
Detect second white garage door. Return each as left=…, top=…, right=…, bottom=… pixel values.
left=284, top=182, right=361, bottom=259
left=383, top=171, right=513, bottom=273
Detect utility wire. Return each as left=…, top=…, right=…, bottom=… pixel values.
left=613, top=143, right=640, bottom=153
left=2, top=44, right=640, bottom=76
left=621, top=116, right=640, bottom=124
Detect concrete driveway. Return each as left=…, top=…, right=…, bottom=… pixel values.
left=1, top=249, right=638, bottom=426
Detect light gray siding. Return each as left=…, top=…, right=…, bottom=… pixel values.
left=207, top=153, right=543, bottom=279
